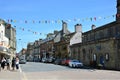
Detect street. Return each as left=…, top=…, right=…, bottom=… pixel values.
left=19, top=62, right=120, bottom=80
left=0, top=62, right=120, bottom=80
left=20, top=62, right=70, bottom=72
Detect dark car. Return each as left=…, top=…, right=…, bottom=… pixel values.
left=54, top=59, right=62, bottom=65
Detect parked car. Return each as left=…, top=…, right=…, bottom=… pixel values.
left=41, top=58, right=48, bottom=63
left=19, top=59, right=26, bottom=64
left=61, top=59, right=66, bottom=65
left=54, top=59, right=62, bottom=65
left=68, top=60, right=83, bottom=68
left=65, top=59, right=71, bottom=66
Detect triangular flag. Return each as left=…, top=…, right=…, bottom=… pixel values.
left=25, top=20, right=27, bottom=23
left=112, top=15, right=115, bottom=17
left=33, top=20, right=35, bottom=23
left=74, top=18, right=77, bottom=21
left=45, top=20, right=47, bottom=23
left=94, top=17, right=96, bottom=21
left=14, top=20, right=16, bottom=23
left=11, top=19, right=13, bottom=23
left=48, top=20, right=50, bottom=23
left=8, top=19, right=10, bottom=23
left=39, top=21, right=41, bottom=23
left=42, top=20, right=44, bottom=23
left=90, top=18, right=92, bottom=21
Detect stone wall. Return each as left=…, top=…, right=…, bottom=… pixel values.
left=70, top=39, right=117, bottom=69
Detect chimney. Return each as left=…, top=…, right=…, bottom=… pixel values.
left=62, top=20, right=68, bottom=34
left=75, top=24, right=82, bottom=32
left=91, top=24, right=96, bottom=30
left=54, top=30, right=58, bottom=34
left=116, top=0, right=120, bottom=22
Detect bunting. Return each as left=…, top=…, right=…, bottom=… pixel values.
left=5, top=14, right=116, bottom=24
left=7, top=14, right=117, bottom=36
left=14, top=26, right=42, bottom=36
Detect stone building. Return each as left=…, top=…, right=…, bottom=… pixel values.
left=0, top=19, right=16, bottom=60
left=26, top=42, right=34, bottom=61
left=33, top=40, right=40, bottom=62
left=69, top=24, right=82, bottom=60
left=5, top=23, right=16, bottom=59
left=70, top=0, right=120, bottom=70
left=40, top=33, right=56, bottom=60
left=54, top=21, right=75, bottom=59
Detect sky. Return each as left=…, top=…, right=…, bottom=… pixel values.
left=0, top=0, right=117, bottom=53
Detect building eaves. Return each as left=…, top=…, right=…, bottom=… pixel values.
left=83, top=21, right=116, bottom=34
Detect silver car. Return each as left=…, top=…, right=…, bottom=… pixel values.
left=68, top=60, right=83, bottom=68
left=19, top=59, right=26, bottom=64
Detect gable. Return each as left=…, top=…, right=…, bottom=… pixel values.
left=54, top=32, right=61, bottom=43
left=70, top=32, right=82, bottom=45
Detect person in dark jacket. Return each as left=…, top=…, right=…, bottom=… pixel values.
left=11, top=57, right=16, bottom=70
left=1, top=57, right=6, bottom=70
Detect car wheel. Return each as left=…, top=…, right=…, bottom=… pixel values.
left=72, top=64, right=74, bottom=68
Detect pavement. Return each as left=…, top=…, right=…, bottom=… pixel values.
left=0, top=66, right=23, bottom=80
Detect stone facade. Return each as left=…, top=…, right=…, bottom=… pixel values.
left=5, top=24, right=16, bottom=59
left=70, top=21, right=120, bottom=70
left=54, top=21, right=73, bottom=59
left=26, top=42, right=34, bottom=61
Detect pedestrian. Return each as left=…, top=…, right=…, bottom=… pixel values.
left=11, top=57, right=16, bottom=70
left=6, top=58, right=11, bottom=70
left=1, top=57, right=6, bottom=70
left=16, top=57, right=19, bottom=70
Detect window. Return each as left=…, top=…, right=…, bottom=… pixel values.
left=105, top=53, right=109, bottom=61
left=99, top=30, right=104, bottom=39
left=82, top=49, right=86, bottom=60
left=93, top=54, right=97, bottom=61
left=108, top=27, right=113, bottom=37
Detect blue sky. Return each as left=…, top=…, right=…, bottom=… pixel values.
left=0, top=0, right=117, bottom=52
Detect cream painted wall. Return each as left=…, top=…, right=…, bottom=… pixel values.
left=0, top=24, right=9, bottom=48
left=70, top=32, right=82, bottom=45
left=54, top=33, right=61, bottom=43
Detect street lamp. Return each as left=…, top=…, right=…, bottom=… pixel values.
left=18, top=39, right=23, bottom=51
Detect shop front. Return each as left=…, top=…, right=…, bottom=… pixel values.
left=0, top=46, right=11, bottom=61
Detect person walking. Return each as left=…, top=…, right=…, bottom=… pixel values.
left=11, top=57, right=16, bottom=70
left=16, top=57, right=19, bottom=70
left=1, top=57, right=6, bottom=70
left=6, top=58, right=11, bottom=70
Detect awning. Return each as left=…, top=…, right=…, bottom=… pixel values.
left=0, top=46, right=11, bottom=56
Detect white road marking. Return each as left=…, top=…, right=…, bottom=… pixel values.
left=19, top=65, right=28, bottom=80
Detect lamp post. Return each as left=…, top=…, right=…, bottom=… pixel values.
left=18, top=39, right=23, bottom=51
